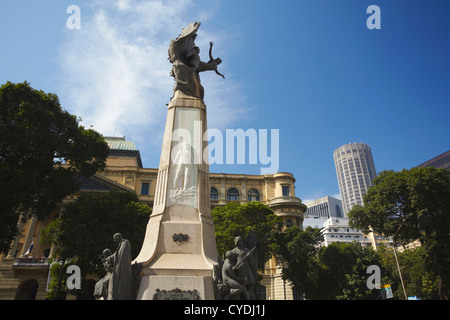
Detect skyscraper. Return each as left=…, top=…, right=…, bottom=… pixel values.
left=333, top=142, right=377, bottom=216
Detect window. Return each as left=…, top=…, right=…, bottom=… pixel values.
left=141, top=182, right=150, bottom=195
left=227, top=188, right=239, bottom=201
left=282, top=185, right=290, bottom=196
left=248, top=189, right=260, bottom=201
left=210, top=187, right=219, bottom=200
left=286, top=219, right=294, bottom=228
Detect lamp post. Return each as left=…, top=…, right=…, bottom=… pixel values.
left=392, top=217, right=410, bottom=300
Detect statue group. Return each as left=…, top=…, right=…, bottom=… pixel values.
left=93, top=233, right=135, bottom=300
left=94, top=233, right=263, bottom=300
left=168, top=21, right=224, bottom=100
left=214, top=235, right=263, bottom=300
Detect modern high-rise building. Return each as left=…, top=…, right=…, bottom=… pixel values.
left=333, top=142, right=377, bottom=216
left=303, top=196, right=343, bottom=229
left=303, top=196, right=371, bottom=247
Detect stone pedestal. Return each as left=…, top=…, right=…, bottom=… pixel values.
left=134, top=91, right=218, bottom=300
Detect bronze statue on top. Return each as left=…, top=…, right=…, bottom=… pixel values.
left=168, top=22, right=224, bottom=100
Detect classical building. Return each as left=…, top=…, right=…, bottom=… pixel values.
left=0, top=136, right=307, bottom=300
left=333, top=142, right=377, bottom=216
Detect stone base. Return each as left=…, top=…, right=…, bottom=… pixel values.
left=137, top=275, right=215, bottom=300
left=134, top=212, right=217, bottom=300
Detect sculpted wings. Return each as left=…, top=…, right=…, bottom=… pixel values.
left=168, top=22, right=201, bottom=65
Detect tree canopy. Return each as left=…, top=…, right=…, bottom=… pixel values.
left=273, top=226, right=323, bottom=298
left=40, top=190, right=150, bottom=299
left=274, top=227, right=386, bottom=300
left=348, top=167, right=450, bottom=299
left=211, top=201, right=283, bottom=268
left=41, top=191, right=151, bottom=276
left=0, top=81, right=109, bottom=253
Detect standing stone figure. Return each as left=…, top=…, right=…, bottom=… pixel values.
left=168, top=21, right=223, bottom=100
left=172, top=142, right=193, bottom=191
left=231, top=236, right=257, bottom=300
left=104, top=233, right=134, bottom=300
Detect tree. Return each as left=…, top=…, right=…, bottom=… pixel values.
left=0, top=81, right=109, bottom=253
left=319, top=243, right=384, bottom=300
left=348, top=167, right=450, bottom=299
left=211, top=201, right=283, bottom=268
left=273, top=226, right=323, bottom=299
left=40, top=190, right=151, bottom=299
left=274, top=228, right=387, bottom=300
left=378, top=245, right=440, bottom=300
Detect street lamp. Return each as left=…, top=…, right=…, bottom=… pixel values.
left=392, top=216, right=411, bottom=300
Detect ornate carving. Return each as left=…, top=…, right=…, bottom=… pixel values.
left=172, top=233, right=190, bottom=244
left=153, top=288, right=201, bottom=300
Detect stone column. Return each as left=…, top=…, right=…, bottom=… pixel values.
left=6, top=214, right=26, bottom=259
left=134, top=91, right=218, bottom=300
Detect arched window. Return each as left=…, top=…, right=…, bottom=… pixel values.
left=210, top=187, right=219, bottom=200
left=227, top=188, right=239, bottom=201
left=248, top=189, right=260, bottom=201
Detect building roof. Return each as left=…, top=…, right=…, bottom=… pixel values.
left=104, top=136, right=143, bottom=168
left=416, top=150, right=450, bottom=169
left=104, top=136, right=137, bottom=151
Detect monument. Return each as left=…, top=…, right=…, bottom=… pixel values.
left=94, top=233, right=134, bottom=300
left=133, top=22, right=223, bottom=300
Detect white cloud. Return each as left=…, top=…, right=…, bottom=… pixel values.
left=56, top=0, right=250, bottom=165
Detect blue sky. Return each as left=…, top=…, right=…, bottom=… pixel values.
left=1, top=0, right=449, bottom=203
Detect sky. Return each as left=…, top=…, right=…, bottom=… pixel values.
left=1, top=0, right=449, bottom=203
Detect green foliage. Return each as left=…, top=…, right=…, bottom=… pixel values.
left=211, top=201, right=283, bottom=268
left=378, top=245, right=440, bottom=300
left=45, top=258, right=78, bottom=300
left=326, top=243, right=383, bottom=300
left=41, top=191, right=150, bottom=280
left=275, top=229, right=389, bottom=300
left=348, top=167, right=450, bottom=299
left=273, top=226, right=323, bottom=299
left=0, top=81, right=109, bottom=253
